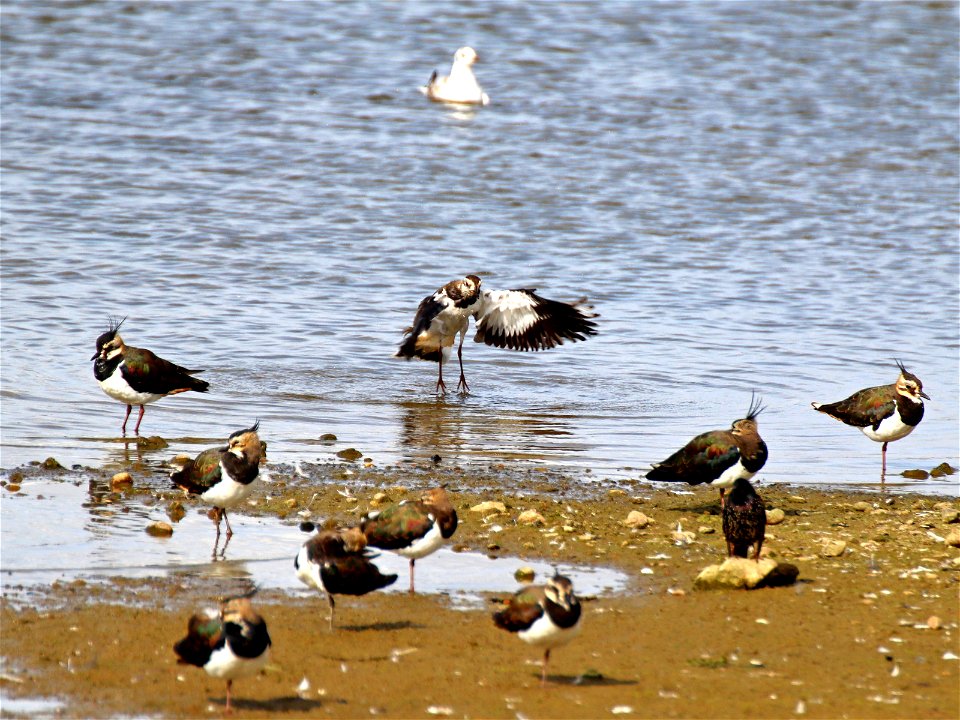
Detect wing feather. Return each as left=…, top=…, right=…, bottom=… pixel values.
left=473, top=289, right=598, bottom=351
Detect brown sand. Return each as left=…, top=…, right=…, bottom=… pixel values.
left=2, top=461, right=958, bottom=718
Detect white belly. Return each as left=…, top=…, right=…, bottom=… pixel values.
left=861, top=412, right=915, bottom=443
left=204, top=643, right=270, bottom=680
left=394, top=522, right=445, bottom=560
left=200, top=464, right=256, bottom=508
left=518, top=613, right=582, bottom=649
left=99, top=369, right=162, bottom=406
left=295, top=545, right=324, bottom=592
left=710, top=459, right=755, bottom=489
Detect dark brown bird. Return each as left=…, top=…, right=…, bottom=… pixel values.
left=722, top=477, right=766, bottom=560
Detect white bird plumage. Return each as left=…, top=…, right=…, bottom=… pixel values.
left=419, top=46, right=489, bottom=106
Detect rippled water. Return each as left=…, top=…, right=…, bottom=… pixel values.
left=1, top=1, right=958, bottom=495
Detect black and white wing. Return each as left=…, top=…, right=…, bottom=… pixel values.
left=473, top=289, right=598, bottom=351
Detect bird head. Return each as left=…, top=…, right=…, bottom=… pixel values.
left=732, top=393, right=765, bottom=435
left=454, top=47, right=479, bottom=66
left=227, top=421, right=262, bottom=462
left=91, top=316, right=126, bottom=361
left=894, top=361, right=929, bottom=401
left=545, top=571, right=576, bottom=610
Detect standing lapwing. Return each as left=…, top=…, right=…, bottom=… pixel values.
left=91, top=317, right=208, bottom=435
left=173, top=590, right=271, bottom=714
left=812, top=361, right=928, bottom=484
left=493, top=572, right=582, bottom=687
left=647, top=395, right=768, bottom=508
left=294, top=525, right=397, bottom=631
left=360, top=486, right=458, bottom=593
left=396, top=275, right=598, bottom=394
left=171, top=422, right=263, bottom=558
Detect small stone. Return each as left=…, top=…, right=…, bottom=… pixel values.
left=285, top=498, right=297, bottom=508
left=608, top=488, right=627, bottom=498
left=145, top=521, right=174, bottom=537
left=111, top=472, right=134, bottom=489
left=514, top=566, right=535, bottom=583
left=766, top=508, right=786, bottom=525
left=319, top=433, right=337, bottom=443
left=930, top=462, right=957, bottom=477
left=623, top=511, right=651, bottom=529
left=698, top=526, right=715, bottom=534
left=41, top=457, right=63, bottom=470
left=927, top=615, right=941, bottom=630
left=166, top=501, right=186, bottom=523
left=944, top=529, right=960, bottom=548
left=853, top=501, right=871, bottom=512
left=517, top=509, right=547, bottom=526
left=336, top=448, right=363, bottom=461
left=902, top=469, right=929, bottom=480
left=820, top=539, right=847, bottom=557
left=470, top=501, right=506, bottom=515
left=693, top=557, right=799, bottom=590
left=6, top=484, right=21, bottom=493
left=172, top=454, right=193, bottom=466
left=940, top=508, right=960, bottom=524
left=788, top=495, right=807, bottom=503
left=136, top=436, right=169, bottom=451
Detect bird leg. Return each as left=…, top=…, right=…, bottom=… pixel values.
left=718, top=488, right=726, bottom=509
left=224, top=678, right=233, bottom=714
left=223, top=509, right=234, bottom=538
left=753, top=538, right=764, bottom=562
left=121, top=404, right=132, bottom=435
left=881, top=442, right=888, bottom=489
left=211, top=509, right=223, bottom=560
left=326, top=592, right=336, bottom=632
left=541, top=648, right=551, bottom=687
left=456, top=331, right=470, bottom=394
left=435, top=361, right=447, bottom=395
left=133, top=405, right=146, bottom=435
left=408, top=558, right=416, bottom=594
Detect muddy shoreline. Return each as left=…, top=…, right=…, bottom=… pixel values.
left=2, top=458, right=959, bottom=718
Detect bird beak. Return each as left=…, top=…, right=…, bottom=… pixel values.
left=90, top=351, right=99, bottom=361
left=920, top=390, right=930, bottom=400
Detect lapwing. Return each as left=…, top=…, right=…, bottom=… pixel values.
left=722, top=477, right=766, bottom=560
left=91, top=317, right=209, bottom=435
left=812, top=361, right=928, bottom=483
left=396, top=275, right=598, bottom=394
left=173, top=590, right=271, bottom=714
left=171, top=422, right=263, bottom=558
left=493, top=572, right=582, bottom=687
left=419, top=46, right=490, bottom=105
left=294, top=525, right=397, bottom=631
left=360, top=486, right=458, bottom=593
left=647, top=395, right=768, bottom=507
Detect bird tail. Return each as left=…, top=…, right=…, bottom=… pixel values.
left=395, top=333, right=447, bottom=363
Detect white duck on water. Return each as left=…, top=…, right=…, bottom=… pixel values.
left=419, top=46, right=489, bottom=106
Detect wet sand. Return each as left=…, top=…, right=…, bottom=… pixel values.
left=2, top=460, right=959, bottom=718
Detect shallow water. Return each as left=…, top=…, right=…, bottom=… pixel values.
left=0, top=478, right=628, bottom=607
left=1, top=1, right=958, bottom=498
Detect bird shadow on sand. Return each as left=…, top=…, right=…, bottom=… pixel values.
left=211, top=695, right=333, bottom=712
left=338, top=620, right=424, bottom=632
left=546, top=672, right=637, bottom=687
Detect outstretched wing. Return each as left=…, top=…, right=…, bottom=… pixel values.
left=646, top=430, right=740, bottom=486
left=473, top=289, right=598, bottom=351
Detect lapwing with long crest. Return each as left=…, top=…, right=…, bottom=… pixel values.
left=396, top=275, right=598, bottom=394
left=493, top=571, right=583, bottom=687
left=647, top=395, right=768, bottom=507
left=91, top=317, right=209, bottom=435
left=295, top=525, right=397, bottom=631
left=360, top=486, right=458, bottom=593
left=722, top=478, right=766, bottom=560
left=419, top=46, right=490, bottom=105
left=171, top=422, right=263, bottom=558
left=173, top=589, right=271, bottom=714
left=812, top=361, right=928, bottom=484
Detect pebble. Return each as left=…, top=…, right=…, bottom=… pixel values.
left=517, top=509, right=546, bottom=526
left=820, top=539, right=847, bottom=557
left=110, top=472, right=133, bottom=489
left=470, top=501, right=506, bottom=515
left=5, top=484, right=21, bottom=493
left=944, top=529, right=960, bottom=548
left=145, top=521, right=173, bottom=537
left=766, top=508, right=785, bottom=525
left=852, top=501, right=871, bottom=512
left=940, top=508, right=960, bottom=524
left=607, top=488, right=627, bottom=498
left=930, top=462, right=957, bottom=477
left=902, top=469, right=929, bottom=480
left=698, top=526, right=715, bottom=534
left=623, top=511, right=652, bottom=529
left=335, top=448, right=363, bottom=461
left=927, top=615, right=941, bottom=630
left=514, top=567, right=535, bottom=583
